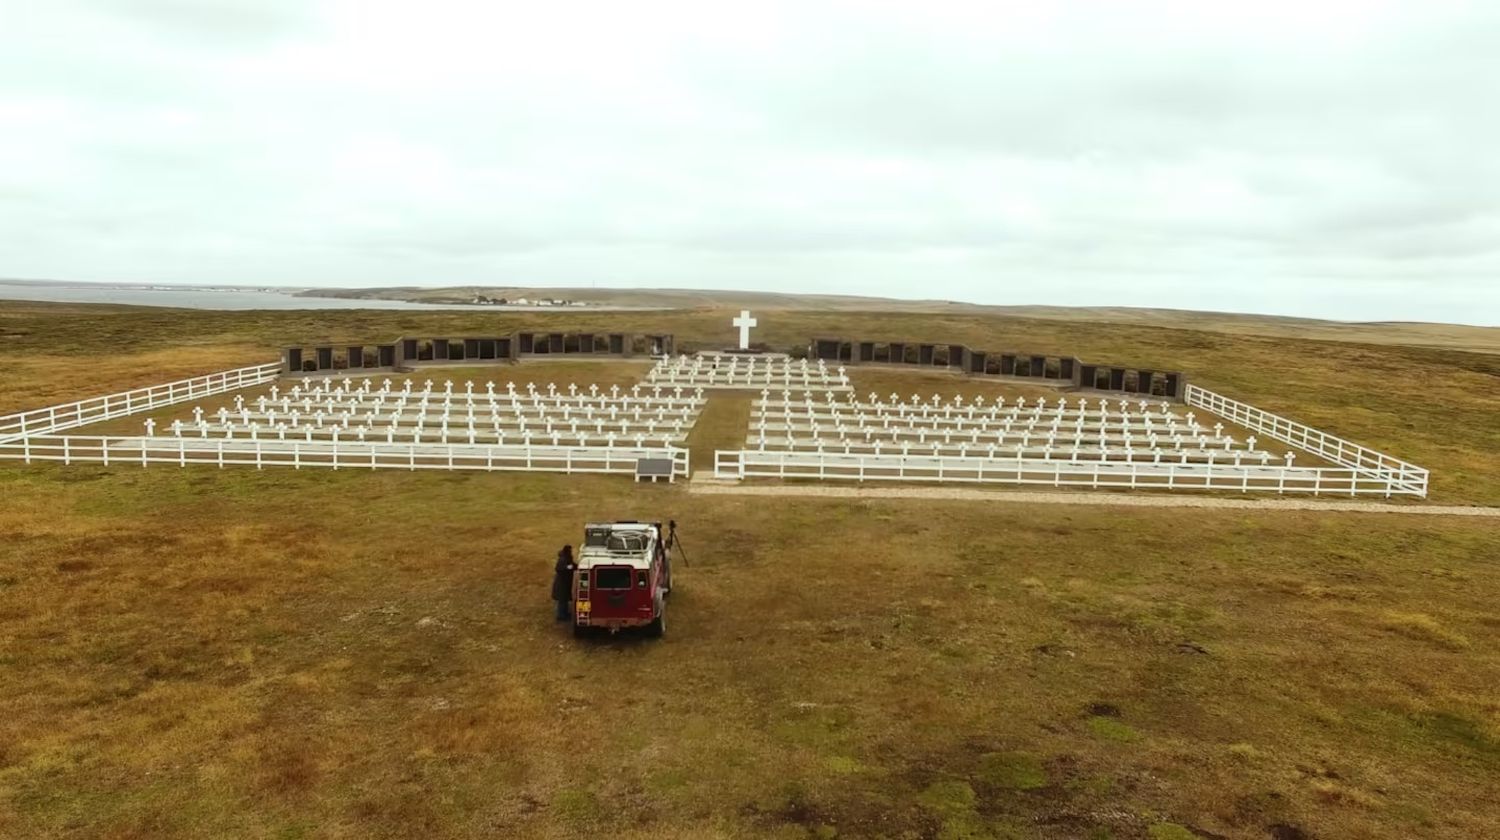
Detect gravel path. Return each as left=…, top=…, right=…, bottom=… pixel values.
left=687, top=480, right=1498, bottom=518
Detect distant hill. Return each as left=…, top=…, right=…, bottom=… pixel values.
left=298, top=286, right=1500, bottom=354
left=296, top=285, right=960, bottom=311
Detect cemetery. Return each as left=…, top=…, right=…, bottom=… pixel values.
left=0, top=310, right=1429, bottom=497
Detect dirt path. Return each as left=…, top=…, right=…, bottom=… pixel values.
left=687, top=480, right=1500, bottom=518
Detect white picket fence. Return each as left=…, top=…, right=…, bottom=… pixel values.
left=1, top=435, right=691, bottom=478
left=712, top=450, right=1417, bottom=497
left=0, top=362, right=282, bottom=444
left=1184, top=385, right=1428, bottom=497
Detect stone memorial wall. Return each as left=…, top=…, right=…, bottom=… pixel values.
left=810, top=336, right=1186, bottom=400
left=283, top=332, right=674, bottom=375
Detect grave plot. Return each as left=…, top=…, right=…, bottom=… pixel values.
left=713, top=384, right=1428, bottom=498
left=646, top=353, right=853, bottom=392
left=845, top=366, right=1066, bottom=404
left=745, top=391, right=1283, bottom=466
left=148, top=377, right=705, bottom=448
left=0, top=368, right=700, bottom=480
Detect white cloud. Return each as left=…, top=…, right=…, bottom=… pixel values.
left=0, top=0, right=1497, bottom=323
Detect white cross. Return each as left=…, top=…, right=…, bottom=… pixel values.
left=732, top=310, right=758, bottom=349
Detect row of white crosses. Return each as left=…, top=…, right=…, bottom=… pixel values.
left=746, top=391, right=1294, bottom=466
left=282, top=377, right=702, bottom=409
left=647, top=354, right=852, bottom=391
left=154, top=411, right=689, bottom=449
left=756, top=393, right=1199, bottom=438
left=251, top=385, right=701, bottom=427
left=145, top=378, right=706, bottom=449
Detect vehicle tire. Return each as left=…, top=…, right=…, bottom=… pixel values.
left=572, top=623, right=587, bottom=639
left=645, top=607, right=665, bottom=638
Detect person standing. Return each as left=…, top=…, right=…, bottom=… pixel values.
left=552, top=545, right=576, bottom=621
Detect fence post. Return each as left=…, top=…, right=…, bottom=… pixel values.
left=63, top=437, right=70, bottom=466
left=256, top=439, right=263, bottom=470
left=217, top=440, right=224, bottom=468
left=293, top=442, right=301, bottom=469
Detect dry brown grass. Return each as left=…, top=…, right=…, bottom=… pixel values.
left=0, top=345, right=270, bottom=415
left=2, top=301, right=1499, bottom=838
left=1379, top=612, right=1471, bottom=651
left=0, top=460, right=1497, bottom=839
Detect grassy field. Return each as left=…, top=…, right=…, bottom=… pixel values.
left=2, top=300, right=1498, bottom=838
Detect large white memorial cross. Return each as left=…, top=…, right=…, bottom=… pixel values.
left=732, top=309, right=758, bottom=350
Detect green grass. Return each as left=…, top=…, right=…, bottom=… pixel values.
left=1087, top=717, right=1143, bottom=744
left=976, top=751, right=1048, bottom=790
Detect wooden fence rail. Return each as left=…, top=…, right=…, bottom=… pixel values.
left=0, top=435, right=690, bottom=478
left=1184, top=385, right=1427, bottom=496
left=712, top=450, right=1422, bottom=497
left=0, top=362, right=283, bottom=444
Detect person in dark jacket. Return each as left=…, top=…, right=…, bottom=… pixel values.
left=552, top=545, right=576, bottom=621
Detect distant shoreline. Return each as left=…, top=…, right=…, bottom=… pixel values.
left=0, top=281, right=659, bottom=312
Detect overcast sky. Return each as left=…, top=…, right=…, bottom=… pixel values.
left=2, top=1, right=1497, bottom=323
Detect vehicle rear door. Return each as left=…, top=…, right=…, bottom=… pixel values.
left=587, top=565, right=641, bottom=619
